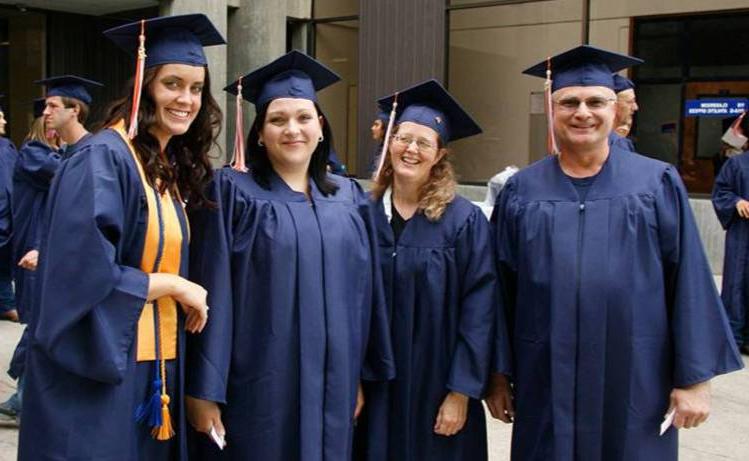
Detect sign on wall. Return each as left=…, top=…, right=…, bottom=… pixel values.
left=684, top=98, right=747, bottom=117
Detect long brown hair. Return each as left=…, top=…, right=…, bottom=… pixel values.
left=371, top=126, right=456, bottom=221
left=101, top=65, right=222, bottom=208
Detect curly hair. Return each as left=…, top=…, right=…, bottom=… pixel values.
left=371, top=127, right=456, bottom=221
left=246, top=101, right=339, bottom=196
left=101, top=65, right=222, bottom=209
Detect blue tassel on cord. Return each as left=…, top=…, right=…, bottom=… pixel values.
left=135, top=378, right=163, bottom=428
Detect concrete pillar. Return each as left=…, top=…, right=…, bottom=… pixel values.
left=224, top=0, right=311, bottom=156
left=160, top=0, right=229, bottom=163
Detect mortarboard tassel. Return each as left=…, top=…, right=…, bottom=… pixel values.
left=231, top=77, right=247, bottom=172
left=128, top=20, right=147, bottom=139
left=374, top=92, right=399, bottom=181
left=544, top=57, right=560, bottom=156
left=730, top=111, right=746, bottom=135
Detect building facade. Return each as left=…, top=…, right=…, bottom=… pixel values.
left=1, top=0, right=748, bottom=194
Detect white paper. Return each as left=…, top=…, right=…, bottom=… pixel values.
left=660, top=409, right=675, bottom=436
left=210, top=426, right=226, bottom=450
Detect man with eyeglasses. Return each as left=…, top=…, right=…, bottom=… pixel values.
left=485, top=45, right=742, bottom=461
left=608, top=74, right=639, bottom=152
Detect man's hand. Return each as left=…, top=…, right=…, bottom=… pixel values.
left=485, top=373, right=514, bottom=423
left=669, top=380, right=711, bottom=429
left=736, top=199, right=749, bottom=218
left=185, top=396, right=225, bottom=436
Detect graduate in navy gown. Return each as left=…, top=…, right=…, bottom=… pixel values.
left=712, top=149, right=749, bottom=353
left=0, top=99, right=61, bottom=419
left=185, top=50, right=395, bottom=461
left=607, top=74, right=638, bottom=152
left=355, top=79, right=502, bottom=461
left=488, top=45, right=743, bottom=461
left=0, top=99, right=18, bottom=323
left=18, top=14, right=223, bottom=460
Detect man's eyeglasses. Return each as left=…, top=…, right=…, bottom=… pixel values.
left=391, top=134, right=437, bottom=152
left=553, top=96, right=616, bottom=112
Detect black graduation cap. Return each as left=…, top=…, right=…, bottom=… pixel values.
left=103, top=14, right=225, bottom=68
left=523, top=45, right=643, bottom=92
left=224, top=50, right=340, bottom=110
left=613, top=74, right=635, bottom=93
left=35, top=75, right=103, bottom=105
left=377, top=79, right=482, bottom=143
left=33, top=97, right=46, bottom=118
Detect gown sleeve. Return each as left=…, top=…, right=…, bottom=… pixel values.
left=355, top=182, right=395, bottom=382
left=186, top=170, right=246, bottom=403
left=0, top=142, right=17, bottom=273
left=490, top=179, right=518, bottom=378
left=657, top=166, right=744, bottom=387
left=711, top=156, right=742, bottom=230
left=33, top=142, right=149, bottom=384
left=445, top=205, right=500, bottom=399
left=15, top=141, right=61, bottom=251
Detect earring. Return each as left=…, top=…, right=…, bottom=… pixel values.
left=318, top=135, right=324, bottom=142
left=258, top=139, right=264, bottom=147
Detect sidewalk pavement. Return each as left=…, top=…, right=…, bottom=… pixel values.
left=1, top=320, right=747, bottom=460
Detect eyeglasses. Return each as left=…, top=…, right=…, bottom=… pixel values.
left=553, top=96, right=616, bottom=112
left=391, top=134, right=437, bottom=152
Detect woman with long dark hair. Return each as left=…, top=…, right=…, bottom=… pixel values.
left=18, top=14, right=223, bottom=460
left=185, top=50, right=394, bottom=460
left=356, top=79, right=508, bottom=461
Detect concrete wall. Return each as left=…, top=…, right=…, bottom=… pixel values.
left=448, top=0, right=749, bottom=183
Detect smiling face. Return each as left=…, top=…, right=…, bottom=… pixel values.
left=552, top=85, right=616, bottom=152
left=389, top=121, right=444, bottom=186
left=147, top=63, right=205, bottom=148
left=259, top=97, right=323, bottom=173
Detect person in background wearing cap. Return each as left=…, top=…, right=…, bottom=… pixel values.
left=608, top=74, right=638, bottom=152
left=355, top=79, right=504, bottom=461
left=185, top=50, right=394, bottom=460
left=36, top=75, right=102, bottom=158
left=487, top=45, right=742, bottom=460
left=0, top=97, right=18, bottom=323
left=0, top=98, right=62, bottom=422
left=18, top=14, right=222, bottom=461
left=368, top=106, right=389, bottom=174
left=711, top=113, right=749, bottom=356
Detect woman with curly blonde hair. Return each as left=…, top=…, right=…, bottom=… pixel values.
left=358, top=79, right=508, bottom=461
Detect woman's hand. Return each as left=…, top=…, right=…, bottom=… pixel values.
left=18, top=250, right=39, bottom=270
left=434, top=391, right=469, bottom=436
left=485, top=373, right=514, bottom=423
left=354, top=382, right=365, bottom=420
left=186, top=396, right=225, bottom=436
left=148, top=273, right=209, bottom=333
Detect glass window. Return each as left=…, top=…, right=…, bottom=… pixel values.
left=688, top=16, right=749, bottom=78
left=634, top=21, right=683, bottom=80
left=632, top=83, right=681, bottom=165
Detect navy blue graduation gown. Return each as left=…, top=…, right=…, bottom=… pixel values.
left=356, top=195, right=499, bottom=460
left=186, top=168, right=395, bottom=461
left=0, top=137, right=18, bottom=278
left=12, top=140, right=60, bottom=322
left=712, top=151, right=749, bottom=345
left=608, top=132, right=635, bottom=152
left=18, top=129, right=189, bottom=461
left=492, top=147, right=743, bottom=461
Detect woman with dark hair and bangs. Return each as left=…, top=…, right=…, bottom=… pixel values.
left=355, top=79, right=509, bottom=461
left=18, top=14, right=222, bottom=461
left=184, top=50, right=395, bottom=460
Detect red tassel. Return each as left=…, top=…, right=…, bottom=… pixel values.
left=544, top=57, right=559, bottom=156
left=128, top=19, right=147, bottom=139
left=231, top=77, right=247, bottom=172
